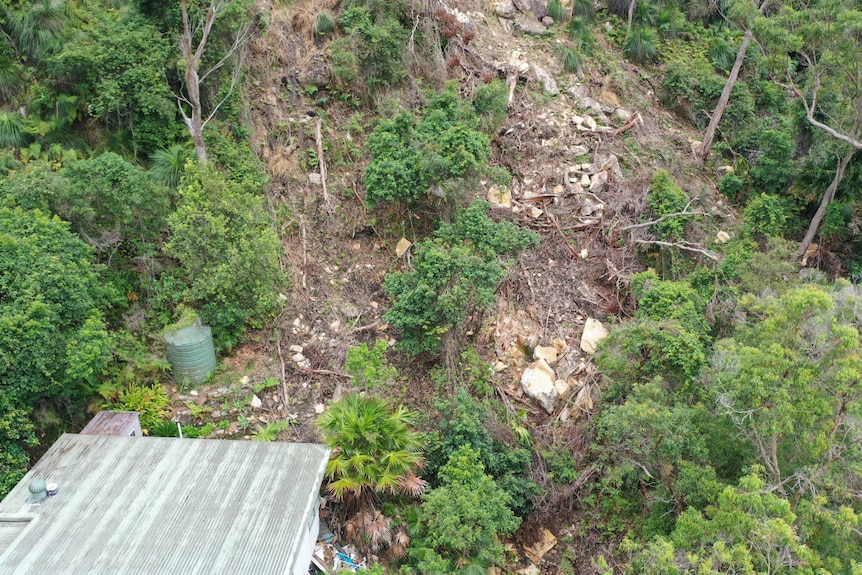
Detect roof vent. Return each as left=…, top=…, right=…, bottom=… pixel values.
left=27, top=480, right=48, bottom=504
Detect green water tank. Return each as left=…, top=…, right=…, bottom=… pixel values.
left=164, top=326, right=217, bottom=385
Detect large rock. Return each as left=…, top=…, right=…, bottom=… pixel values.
left=521, top=359, right=559, bottom=413
left=589, top=170, right=608, bottom=193
left=567, top=84, right=590, bottom=100
left=532, top=65, right=559, bottom=95
left=488, top=185, right=512, bottom=208
left=523, top=528, right=558, bottom=564
left=297, top=58, right=331, bottom=87
left=494, top=305, right=543, bottom=369
left=596, top=153, right=624, bottom=181
left=530, top=0, right=549, bottom=20
left=574, top=382, right=593, bottom=413
left=533, top=345, right=558, bottom=364
left=495, top=0, right=517, bottom=18
left=396, top=237, right=412, bottom=257
left=514, top=14, right=547, bottom=35
left=580, top=318, right=608, bottom=354
left=577, top=96, right=604, bottom=114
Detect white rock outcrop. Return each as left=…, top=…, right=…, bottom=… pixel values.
left=580, top=318, right=608, bottom=354
left=521, top=358, right=558, bottom=413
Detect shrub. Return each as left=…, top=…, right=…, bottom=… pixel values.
left=317, top=393, right=425, bottom=502
left=344, top=340, right=398, bottom=390
left=548, top=0, right=565, bottom=22
left=103, top=383, right=171, bottom=433
left=623, top=26, right=658, bottom=62
left=332, top=5, right=407, bottom=93
left=364, top=87, right=491, bottom=208
left=0, top=397, right=37, bottom=498
left=0, top=207, right=117, bottom=407
left=559, top=46, right=584, bottom=73
left=165, top=165, right=284, bottom=350
left=718, top=172, right=748, bottom=203
left=743, top=194, right=792, bottom=238
left=647, top=170, right=690, bottom=240
left=472, top=79, right=509, bottom=134
left=427, top=391, right=538, bottom=514
left=414, top=446, right=521, bottom=573
left=384, top=202, right=537, bottom=356
left=314, top=10, right=336, bottom=35
left=748, top=129, right=795, bottom=194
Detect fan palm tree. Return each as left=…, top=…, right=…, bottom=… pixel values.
left=150, top=144, right=188, bottom=190
left=317, top=393, right=426, bottom=508
left=8, top=0, right=67, bottom=61
left=0, top=111, right=29, bottom=147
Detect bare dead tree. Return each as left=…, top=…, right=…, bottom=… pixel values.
left=178, top=0, right=254, bottom=165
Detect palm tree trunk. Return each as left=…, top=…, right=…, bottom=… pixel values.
left=795, top=150, right=855, bottom=261
left=697, top=29, right=752, bottom=161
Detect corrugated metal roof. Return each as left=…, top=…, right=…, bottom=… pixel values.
left=0, top=434, right=330, bottom=575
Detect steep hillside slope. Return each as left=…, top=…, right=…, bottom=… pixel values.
left=233, top=0, right=738, bottom=571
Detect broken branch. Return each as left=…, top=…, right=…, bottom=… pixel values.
left=633, top=239, right=719, bottom=260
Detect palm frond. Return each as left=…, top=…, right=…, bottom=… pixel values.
left=0, top=111, right=30, bottom=147
left=623, top=26, right=658, bottom=63
left=150, top=144, right=188, bottom=189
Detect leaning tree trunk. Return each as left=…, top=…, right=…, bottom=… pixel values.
left=626, top=0, right=637, bottom=40
left=795, top=150, right=855, bottom=261
left=697, top=29, right=752, bottom=161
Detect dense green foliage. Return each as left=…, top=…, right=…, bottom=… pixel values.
left=384, top=201, right=537, bottom=356
left=344, top=340, right=398, bottom=390
left=364, top=87, right=491, bottom=208
left=0, top=206, right=115, bottom=489
left=427, top=391, right=538, bottom=516
left=329, top=4, right=407, bottom=94
left=164, top=166, right=283, bottom=350
left=410, top=446, right=521, bottom=575
left=0, top=207, right=115, bottom=405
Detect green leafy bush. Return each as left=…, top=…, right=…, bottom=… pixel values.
left=317, top=393, right=425, bottom=501
left=413, top=446, right=521, bottom=574
left=164, top=165, right=284, bottom=350
left=426, top=391, right=538, bottom=515
left=743, top=193, right=792, bottom=238
left=647, top=170, right=690, bottom=240
left=384, top=202, right=537, bottom=356
left=0, top=207, right=117, bottom=406
left=103, top=383, right=171, bottom=434
left=747, top=128, right=796, bottom=194
left=344, top=340, right=398, bottom=390
left=472, top=79, right=509, bottom=134
left=364, top=87, right=491, bottom=208
left=598, top=272, right=709, bottom=400
left=717, top=171, right=747, bottom=203
left=43, top=8, right=179, bottom=154
left=329, top=5, right=407, bottom=94
left=150, top=419, right=181, bottom=437
left=0, top=397, right=37, bottom=498
left=623, top=26, right=658, bottom=62
left=548, top=0, right=565, bottom=22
